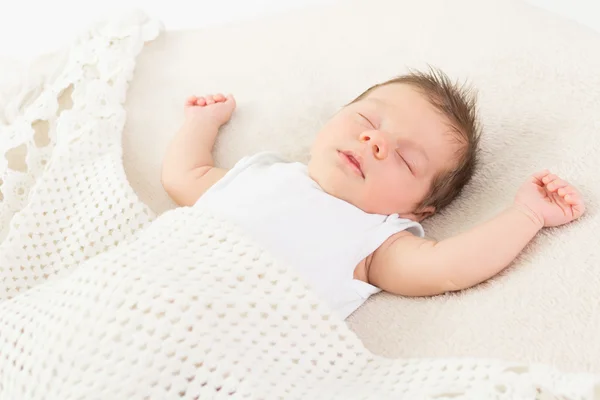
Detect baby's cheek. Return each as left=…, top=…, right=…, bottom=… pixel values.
left=366, top=179, right=399, bottom=206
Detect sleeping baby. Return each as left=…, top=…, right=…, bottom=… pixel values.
left=161, top=68, right=585, bottom=320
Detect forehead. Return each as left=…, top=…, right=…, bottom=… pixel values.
left=364, top=83, right=435, bottom=116
left=362, top=83, right=454, bottom=137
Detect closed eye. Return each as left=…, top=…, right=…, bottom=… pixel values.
left=396, top=151, right=414, bottom=175
left=357, top=113, right=375, bottom=128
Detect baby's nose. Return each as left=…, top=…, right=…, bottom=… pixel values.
left=360, top=131, right=388, bottom=160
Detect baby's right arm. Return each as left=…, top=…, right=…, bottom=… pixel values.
left=161, top=94, right=236, bottom=206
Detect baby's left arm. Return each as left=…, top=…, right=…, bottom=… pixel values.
left=367, top=170, right=585, bottom=297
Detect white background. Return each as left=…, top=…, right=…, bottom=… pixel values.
left=0, top=0, right=599, bottom=60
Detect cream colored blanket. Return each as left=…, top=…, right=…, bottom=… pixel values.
left=1, top=0, right=600, bottom=398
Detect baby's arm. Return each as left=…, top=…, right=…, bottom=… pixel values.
left=369, top=205, right=543, bottom=296
left=161, top=94, right=236, bottom=206
left=368, top=170, right=586, bottom=296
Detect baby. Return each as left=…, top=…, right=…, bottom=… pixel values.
left=161, top=68, right=585, bottom=320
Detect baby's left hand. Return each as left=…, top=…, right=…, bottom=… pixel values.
left=514, top=170, right=585, bottom=228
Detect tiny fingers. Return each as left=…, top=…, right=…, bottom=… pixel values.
left=542, top=173, right=558, bottom=185
left=546, top=178, right=569, bottom=192
left=568, top=190, right=586, bottom=217
left=534, top=172, right=585, bottom=217
left=563, top=190, right=582, bottom=203
left=531, top=169, right=551, bottom=185
left=540, top=172, right=571, bottom=193
left=564, top=193, right=575, bottom=203
left=561, top=186, right=585, bottom=217
left=533, top=169, right=551, bottom=179
left=186, top=93, right=232, bottom=107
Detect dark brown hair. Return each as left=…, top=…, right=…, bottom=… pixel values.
left=350, top=66, right=481, bottom=217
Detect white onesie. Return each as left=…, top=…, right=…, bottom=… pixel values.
left=196, top=152, right=425, bottom=319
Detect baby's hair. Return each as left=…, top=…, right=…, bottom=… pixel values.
left=350, top=66, right=482, bottom=217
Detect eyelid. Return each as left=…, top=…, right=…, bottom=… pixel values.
left=357, top=112, right=376, bottom=128
left=396, top=150, right=414, bottom=174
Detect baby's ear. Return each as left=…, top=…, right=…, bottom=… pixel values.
left=402, top=206, right=436, bottom=222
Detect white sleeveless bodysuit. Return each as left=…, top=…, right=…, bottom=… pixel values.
left=196, top=152, right=425, bottom=319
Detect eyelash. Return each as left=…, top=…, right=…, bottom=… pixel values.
left=397, top=151, right=414, bottom=174
left=357, top=113, right=375, bottom=128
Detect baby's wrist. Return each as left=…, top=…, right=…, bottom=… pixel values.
left=510, top=202, right=545, bottom=230
left=184, top=113, right=223, bottom=130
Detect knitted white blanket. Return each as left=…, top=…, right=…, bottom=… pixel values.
left=0, top=11, right=599, bottom=400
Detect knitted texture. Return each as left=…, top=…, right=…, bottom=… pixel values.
left=0, top=12, right=159, bottom=297
left=1, top=10, right=599, bottom=400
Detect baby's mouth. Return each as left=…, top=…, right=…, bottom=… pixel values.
left=339, top=151, right=365, bottom=178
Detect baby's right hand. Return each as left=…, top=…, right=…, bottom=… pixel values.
left=184, top=93, right=236, bottom=127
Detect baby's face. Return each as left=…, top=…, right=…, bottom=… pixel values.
left=308, top=83, right=460, bottom=221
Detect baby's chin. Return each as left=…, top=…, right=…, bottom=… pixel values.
left=325, top=184, right=387, bottom=214
left=347, top=193, right=417, bottom=216
left=307, top=159, right=395, bottom=213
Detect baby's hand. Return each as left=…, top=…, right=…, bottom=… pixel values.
left=184, top=93, right=236, bottom=127
left=514, top=170, right=585, bottom=228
